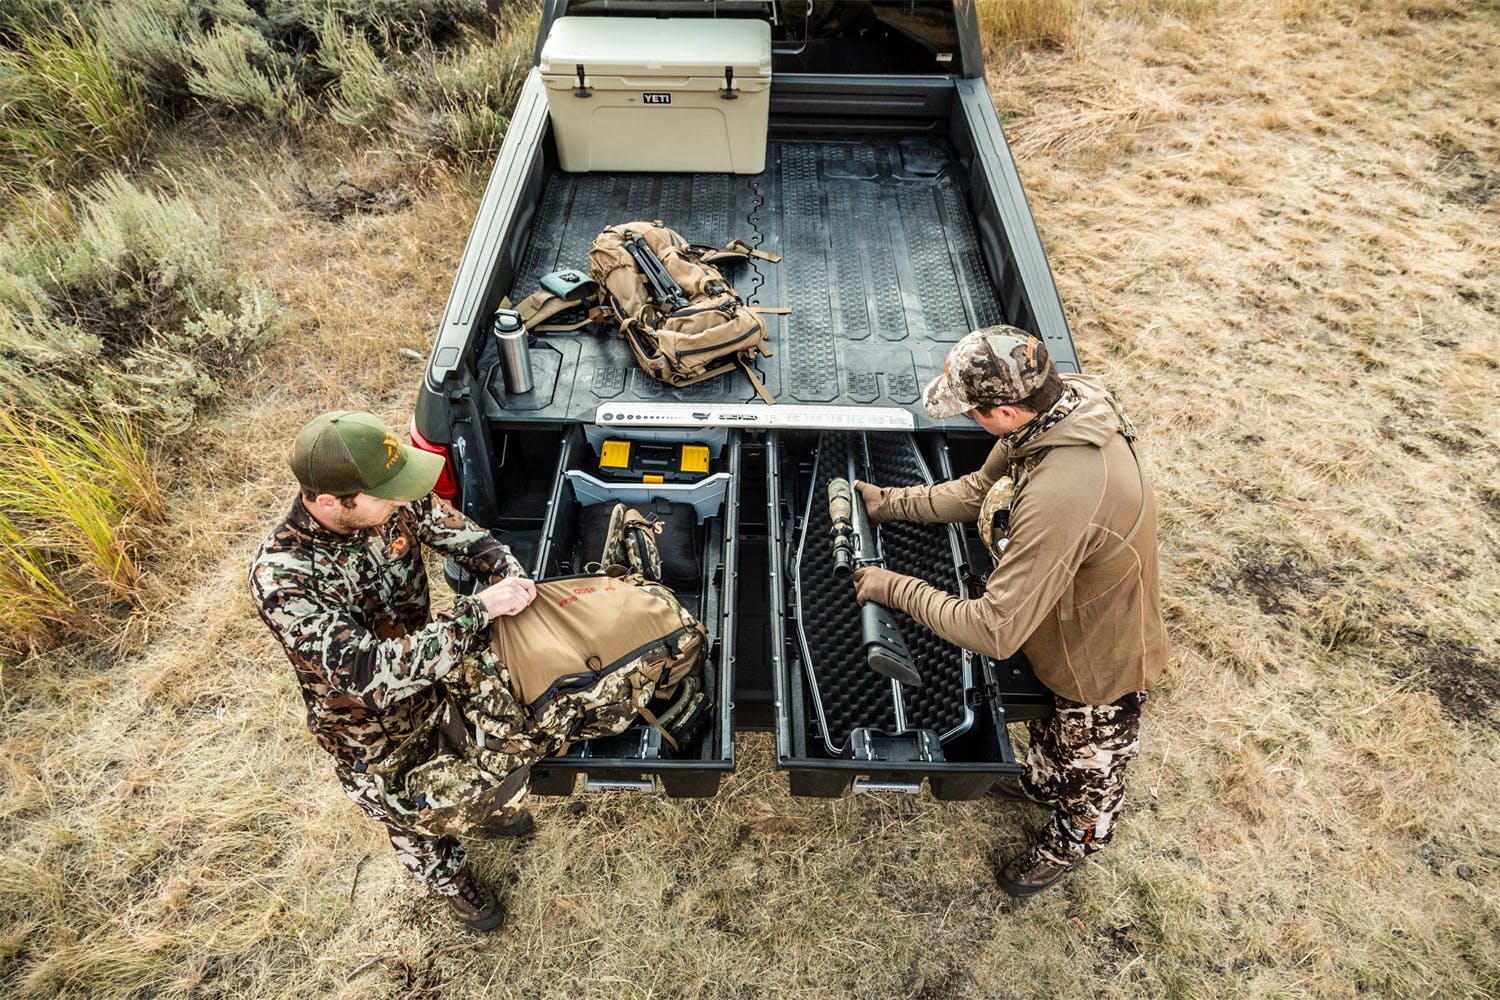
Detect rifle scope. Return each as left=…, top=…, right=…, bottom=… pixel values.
left=827, top=477, right=855, bottom=577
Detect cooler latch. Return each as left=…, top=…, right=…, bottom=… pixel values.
left=574, top=64, right=591, bottom=98
left=720, top=66, right=737, bottom=100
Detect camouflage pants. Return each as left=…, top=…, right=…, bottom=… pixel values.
left=335, top=762, right=471, bottom=897
left=1021, top=691, right=1146, bottom=865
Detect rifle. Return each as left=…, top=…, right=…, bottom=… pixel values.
left=623, top=232, right=690, bottom=312
left=827, top=443, right=922, bottom=687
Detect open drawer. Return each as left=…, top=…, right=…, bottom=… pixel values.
left=450, top=423, right=740, bottom=798
left=763, top=430, right=1050, bottom=799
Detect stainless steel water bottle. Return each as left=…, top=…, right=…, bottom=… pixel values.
left=493, top=308, right=533, bottom=394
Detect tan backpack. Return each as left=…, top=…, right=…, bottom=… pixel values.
left=488, top=573, right=708, bottom=748
left=365, top=572, right=710, bottom=837
left=509, top=221, right=783, bottom=403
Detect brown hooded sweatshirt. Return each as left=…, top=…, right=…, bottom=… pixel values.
left=874, top=375, right=1167, bottom=705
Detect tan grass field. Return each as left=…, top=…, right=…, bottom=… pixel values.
left=2, top=1, right=1498, bottom=997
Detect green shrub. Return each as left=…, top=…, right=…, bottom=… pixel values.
left=0, top=14, right=148, bottom=194
left=0, top=173, right=279, bottom=435
left=93, top=0, right=200, bottom=109
left=0, top=0, right=82, bottom=46
left=7, top=0, right=533, bottom=160
left=317, top=10, right=403, bottom=128
left=185, top=21, right=307, bottom=122
left=390, top=5, right=538, bottom=162
left=0, top=173, right=273, bottom=656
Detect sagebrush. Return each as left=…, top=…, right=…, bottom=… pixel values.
left=0, top=173, right=278, bottom=435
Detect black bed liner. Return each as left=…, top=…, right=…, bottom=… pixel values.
left=477, top=136, right=1071, bottom=427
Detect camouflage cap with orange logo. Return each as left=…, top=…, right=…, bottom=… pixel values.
left=922, top=325, right=1057, bottom=419
left=290, top=411, right=444, bottom=501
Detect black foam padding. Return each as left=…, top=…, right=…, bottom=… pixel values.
left=865, top=436, right=972, bottom=737
left=792, top=432, right=972, bottom=753
left=497, top=138, right=1014, bottom=424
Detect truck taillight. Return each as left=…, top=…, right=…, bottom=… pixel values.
left=409, top=420, right=459, bottom=503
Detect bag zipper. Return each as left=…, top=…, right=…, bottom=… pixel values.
left=674, top=321, right=765, bottom=359
left=527, top=625, right=695, bottom=713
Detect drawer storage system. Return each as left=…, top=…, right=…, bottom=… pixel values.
left=455, top=421, right=1054, bottom=800
left=538, top=16, right=772, bottom=174
left=421, top=4, right=1087, bottom=799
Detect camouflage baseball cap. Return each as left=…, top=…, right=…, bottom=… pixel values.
left=290, top=411, right=444, bottom=501
left=923, top=326, right=1056, bottom=419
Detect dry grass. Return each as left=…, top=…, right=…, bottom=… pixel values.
left=0, top=9, right=148, bottom=195
left=3, top=0, right=1499, bottom=997
left=0, top=400, right=164, bottom=656
left=977, top=0, right=1082, bottom=52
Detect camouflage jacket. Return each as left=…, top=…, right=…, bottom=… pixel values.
left=248, top=494, right=527, bottom=764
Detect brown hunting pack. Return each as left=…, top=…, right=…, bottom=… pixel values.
left=364, top=572, right=709, bottom=837
left=511, top=220, right=781, bottom=402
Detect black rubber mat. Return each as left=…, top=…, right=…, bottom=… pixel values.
left=490, top=138, right=1006, bottom=425
left=791, top=432, right=974, bottom=754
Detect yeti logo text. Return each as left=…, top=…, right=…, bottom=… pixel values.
left=642, top=93, right=671, bottom=105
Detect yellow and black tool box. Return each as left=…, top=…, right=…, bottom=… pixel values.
left=597, top=439, right=710, bottom=484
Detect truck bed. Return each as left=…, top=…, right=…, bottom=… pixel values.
left=477, top=136, right=1044, bottom=424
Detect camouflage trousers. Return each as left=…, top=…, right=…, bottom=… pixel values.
left=334, top=760, right=530, bottom=898
left=1021, top=691, right=1146, bottom=865
left=336, top=762, right=470, bottom=896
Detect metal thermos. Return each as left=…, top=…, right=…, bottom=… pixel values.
left=493, top=309, right=533, bottom=394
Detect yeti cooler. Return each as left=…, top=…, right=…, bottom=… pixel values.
left=538, top=16, right=771, bottom=174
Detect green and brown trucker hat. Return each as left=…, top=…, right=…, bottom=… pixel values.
left=290, top=411, right=444, bottom=501
left=922, top=325, right=1057, bottom=419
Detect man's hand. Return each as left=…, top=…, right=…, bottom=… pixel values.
left=851, top=566, right=901, bottom=607
left=852, top=480, right=884, bottom=524
left=474, top=577, right=537, bottom=618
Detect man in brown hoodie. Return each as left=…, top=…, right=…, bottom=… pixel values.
left=851, top=326, right=1167, bottom=896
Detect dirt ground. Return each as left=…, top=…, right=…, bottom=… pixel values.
left=2, top=1, right=1497, bottom=997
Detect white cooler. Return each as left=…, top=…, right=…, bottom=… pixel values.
left=538, top=16, right=771, bottom=175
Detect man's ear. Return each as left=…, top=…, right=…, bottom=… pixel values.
left=311, top=493, right=344, bottom=515
left=995, top=404, right=1028, bottom=424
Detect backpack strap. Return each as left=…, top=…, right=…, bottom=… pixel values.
left=693, top=238, right=781, bottom=265
left=503, top=290, right=605, bottom=333
left=632, top=698, right=680, bottom=753
left=738, top=357, right=776, bottom=405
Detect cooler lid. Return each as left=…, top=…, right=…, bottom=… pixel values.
left=539, top=16, right=772, bottom=79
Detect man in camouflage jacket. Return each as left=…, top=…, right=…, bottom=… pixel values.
left=852, top=327, right=1168, bottom=897
left=249, top=410, right=536, bottom=932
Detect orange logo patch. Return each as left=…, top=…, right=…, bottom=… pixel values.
left=382, top=432, right=402, bottom=471
left=388, top=535, right=410, bottom=558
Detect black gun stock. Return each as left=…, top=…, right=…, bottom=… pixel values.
left=827, top=449, right=922, bottom=687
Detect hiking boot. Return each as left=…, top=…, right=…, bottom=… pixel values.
left=987, top=775, right=1053, bottom=806
left=445, top=868, right=504, bottom=932
left=478, top=808, right=534, bottom=839
left=998, top=849, right=1078, bottom=898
